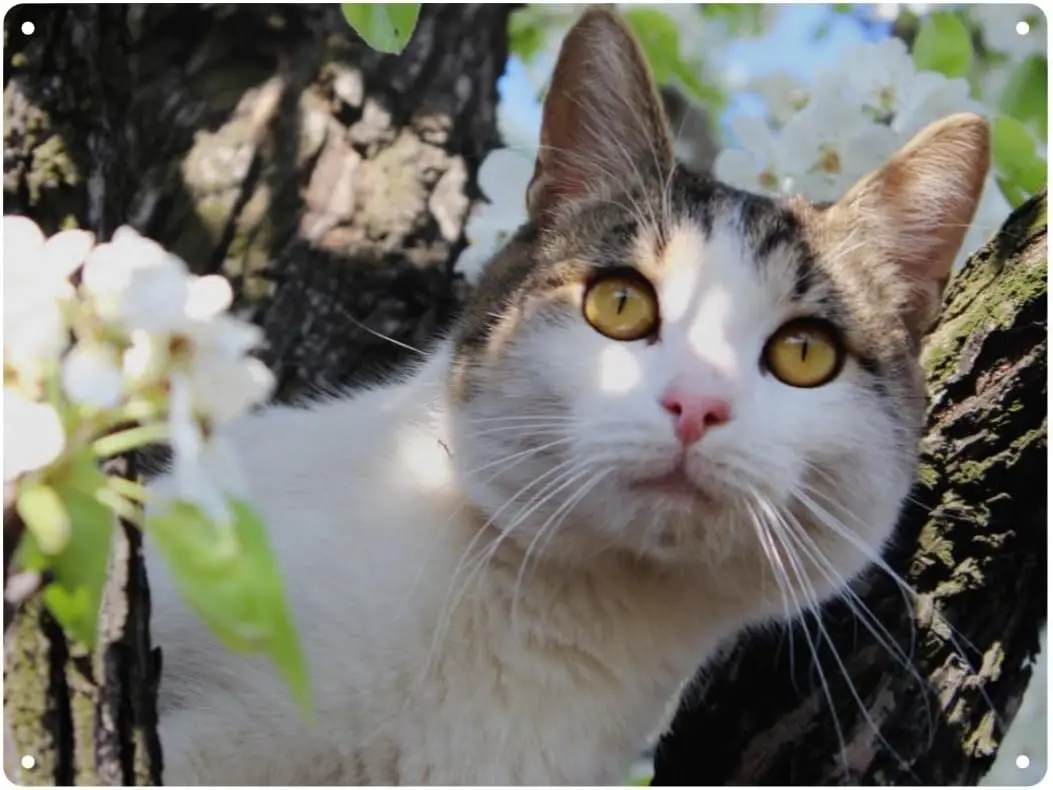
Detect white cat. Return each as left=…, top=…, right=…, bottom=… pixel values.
left=146, top=8, right=990, bottom=785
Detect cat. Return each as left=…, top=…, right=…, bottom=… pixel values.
left=145, top=7, right=990, bottom=786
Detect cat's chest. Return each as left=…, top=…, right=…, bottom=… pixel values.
left=387, top=641, right=661, bottom=785
left=372, top=559, right=722, bottom=785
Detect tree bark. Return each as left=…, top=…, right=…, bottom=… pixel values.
left=3, top=4, right=1045, bottom=787
left=652, top=191, right=1048, bottom=785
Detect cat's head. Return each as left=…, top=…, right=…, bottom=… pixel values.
left=446, top=9, right=989, bottom=618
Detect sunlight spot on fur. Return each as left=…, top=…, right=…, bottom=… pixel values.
left=657, top=226, right=704, bottom=322
left=398, top=425, right=454, bottom=491
left=687, top=285, right=739, bottom=375
left=598, top=343, right=641, bottom=394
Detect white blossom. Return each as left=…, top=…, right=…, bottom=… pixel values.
left=714, top=114, right=785, bottom=196
left=80, top=226, right=191, bottom=334
left=780, top=96, right=900, bottom=202
left=78, top=225, right=273, bottom=424
left=2, top=214, right=273, bottom=534
left=62, top=341, right=125, bottom=409
left=454, top=147, right=534, bottom=283
left=891, top=74, right=985, bottom=140
left=3, top=388, right=66, bottom=483
left=184, top=274, right=234, bottom=322
left=186, top=347, right=274, bottom=425
left=167, top=373, right=237, bottom=527
left=171, top=309, right=274, bottom=425
left=122, top=330, right=171, bottom=390
left=750, top=73, right=810, bottom=126
left=3, top=217, right=94, bottom=374
left=817, top=38, right=919, bottom=120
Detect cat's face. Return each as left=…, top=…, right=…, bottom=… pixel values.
left=449, top=179, right=921, bottom=609
left=447, top=9, right=988, bottom=619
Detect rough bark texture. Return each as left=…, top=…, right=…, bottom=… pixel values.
left=2, top=3, right=1045, bottom=787
left=652, top=192, right=1048, bottom=786
left=4, top=469, right=162, bottom=785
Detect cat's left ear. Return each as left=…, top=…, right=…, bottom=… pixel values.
left=828, top=112, right=990, bottom=339
left=526, top=7, right=674, bottom=224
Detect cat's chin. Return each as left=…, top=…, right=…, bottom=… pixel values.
left=629, top=466, right=718, bottom=507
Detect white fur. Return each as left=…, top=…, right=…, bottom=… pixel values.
left=147, top=221, right=914, bottom=785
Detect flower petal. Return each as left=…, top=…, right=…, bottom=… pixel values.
left=62, top=342, right=125, bottom=409
left=43, top=228, right=96, bottom=280
left=185, top=275, right=234, bottom=322
left=3, top=216, right=46, bottom=276
left=122, top=330, right=171, bottom=390
left=189, top=355, right=274, bottom=424
left=3, top=294, right=71, bottom=369
left=3, top=389, right=66, bottom=482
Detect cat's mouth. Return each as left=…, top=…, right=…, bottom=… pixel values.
left=629, top=464, right=717, bottom=505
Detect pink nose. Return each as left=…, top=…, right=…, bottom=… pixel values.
left=660, top=388, right=731, bottom=445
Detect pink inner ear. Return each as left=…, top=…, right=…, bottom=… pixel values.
left=830, top=113, right=990, bottom=340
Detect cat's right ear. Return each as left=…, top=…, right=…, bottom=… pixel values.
left=526, top=8, right=675, bottom=223
left=828, top=112, right=990, bottom=342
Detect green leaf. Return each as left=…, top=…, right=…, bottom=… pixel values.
left=996, top=176, right=1029, bottom=209
left=509, top=8, right=545, bottom=62
left=913, top=12, right=974, bottom=78
left=16, top=478, right=114, bottom=647
left=147, top=498, right=312, bottom=719
left=991, top=115, right=1047, bottom=205
left=1000, top=55, right=1048, bottom=142
left=698, top=4, right=766, bottom=36
left=340, top=4, right=420, bottom=54
left=622, top=9, right=724, bottom=108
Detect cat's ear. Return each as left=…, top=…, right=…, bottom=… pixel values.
left=829, top=113, right=990, bottom=339
left=526, top=7, right=674, bottom=222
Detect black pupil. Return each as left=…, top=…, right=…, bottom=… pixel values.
left=798, top=336, right=809, bottom=361
left=615, top=287, right=629, bottom=314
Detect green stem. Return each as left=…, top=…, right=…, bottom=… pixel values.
left=106, top=476, right=151, bottom=504
left=94, top=487, right=145, bottom=529
left=92, top=423, right=169, bottom=458
left=88, top=395, right=166, bottom=436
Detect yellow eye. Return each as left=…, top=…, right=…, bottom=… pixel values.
left=763, top=319, right=845, bottom=388
left=582, top=270, right=659, bottom=342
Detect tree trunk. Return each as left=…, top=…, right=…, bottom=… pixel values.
left=652, top=191, right=1048, bottom=785
left=3, top=4, right=1044, bottom=786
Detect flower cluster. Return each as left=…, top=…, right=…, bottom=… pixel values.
left=715, top=37, right=1012, bottom=271
left=4, top=217, right=273, bottom=530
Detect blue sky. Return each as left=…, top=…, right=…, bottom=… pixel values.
left=498, top=4, right=893, bottom=146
